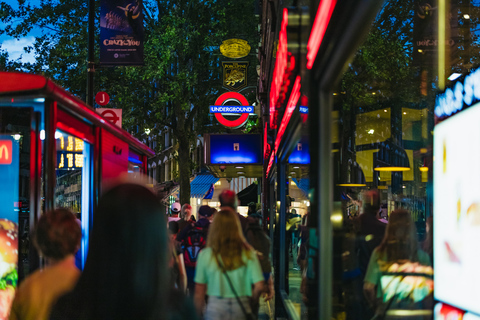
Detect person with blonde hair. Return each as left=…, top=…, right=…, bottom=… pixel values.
left=364, top=209, right=432, bottom=317
left=194, top=209, right=264, bottom=320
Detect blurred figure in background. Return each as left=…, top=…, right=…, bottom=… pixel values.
left=245, top=211, right=274, bottom=317
left=178, top=204, right=193, bottom=233
left=50, top=183, right=196, bottom=320
left=194, top=209, right=264, bottom=320
left=168, top=221, right=187, bottom=293
left=177, top=205, right=216, bottom=297
left=219, top=190, right=247, bottom=234
left=364, top=209, right=432, bottom=318
left=422, top=216, right=433, bottom=263
left=10, top=208, right=81, bottom=320
left=168, top=202, right=182, bottom=222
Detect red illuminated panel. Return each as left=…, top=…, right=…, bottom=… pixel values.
left=266, top=152, right=275, bottom=177
left=0, top=72, right=47, bottom=93
left=306, top=0, right=337, bottom=69
left=270, top=8, right=289, bottom=129
left=275, top=76, right=302, bottom=152
left=0, top=140, right=12, bottom=165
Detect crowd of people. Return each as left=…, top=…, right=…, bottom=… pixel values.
left=6, top=181, right=434, bottom=320
left=8, top=183, right=274, bottom=320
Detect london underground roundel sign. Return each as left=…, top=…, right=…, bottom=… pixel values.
left=210, top=92, right=252, bottom=128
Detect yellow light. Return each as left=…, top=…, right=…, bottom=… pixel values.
left=420, top=148, right=428, bottom=154
left=336, top=183, right=367, bottom=187
left=58, top=154, right=64, bottom=168
left=60, top=136, right=64, bottom=150
left=374, top=167, right=411, bottom=172
left=419, top=167, right=429, bottom=172
left=66, top=136, right=73, bottom=151
left=66, top=153, right=74, bottom=167
left=75, top=154, right=84, bottom=168
left=75, top=138, right=84, bottom=152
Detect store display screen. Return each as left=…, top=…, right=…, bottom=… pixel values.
left=209, top=134, right=262, bottom=164
left=434, top=101, right=480, bottom=314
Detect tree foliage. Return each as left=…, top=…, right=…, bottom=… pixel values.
left=1, top=0, right=259, bottom=204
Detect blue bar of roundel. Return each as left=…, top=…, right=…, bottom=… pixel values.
left=209, top=106, right=254, bottom=113
left=0, top=136, right=19, bottom=223
left=99, top=0, right=144, bottom=66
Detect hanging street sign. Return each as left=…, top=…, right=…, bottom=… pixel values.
left=210, top=92, right=252, bottom=128
left=95, top=91, right=110, bottom=106
left=220, top=39, right=251, bottom=59
left=222, top=62, right=249, bottom=91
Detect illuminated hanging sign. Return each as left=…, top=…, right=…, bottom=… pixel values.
left=306, top=0, right=337, bottom=69
left=210, top=92, right=251, bottom=128
left=220, top=39, right=251, bottom=59
left=208, top=134, right=262, bottom=164
left=435, top=67, right=480, bottom=120
left=269, top=8, right=296, bottom=129
left=57, top=135, right=84, bottom=170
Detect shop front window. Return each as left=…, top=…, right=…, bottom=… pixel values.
left=330, top=1, right=439, bottom=318
left=54, top=131, right=91, bottom=269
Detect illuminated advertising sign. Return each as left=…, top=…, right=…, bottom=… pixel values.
left=434, top=91, right=480, bottom=315
left=210, top=92, right=251, bottom=128
left=57, top=135, right=84, bottom=170
left=0, top=136, right=19, bottom=317
left=435, top=67, right=480, bottom=121
left=220, top=39, right=251, bottom=59
left=208, top=134, right=262, bottom=164
left=288, top=139, right=310, bottom=164
left=99, top=0, right=144, bottom=65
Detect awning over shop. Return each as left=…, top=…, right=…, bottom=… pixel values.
left=160, top=174, right=219, bottom=203
left=237, top=182, right=258, bottom=206
left=191, top=174, right=220, bottom=198
left=291, top=178, right=309, bottom=198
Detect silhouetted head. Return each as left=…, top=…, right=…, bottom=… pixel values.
left=34, top=208, right=81, bottom=261
left=362, top=189, right=380, bottom=216
left=219, top=189, right=238, bottom=210
left=76, top=183, right=168, bottom=319
left=378, top=209, right=419, bottom=262
left=180, top=203, right=192, bottom=220
left=247, top=202, right=257, bottom=215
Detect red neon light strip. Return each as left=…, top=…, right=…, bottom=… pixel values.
left=270, top=8, right=289, bottom=129
left=306, top=0, right=337, bottom=69
left=275, top=76, right=301, bottom=152
left=266, top=152, right=275, bottom=177
left=264, top=125, right=268, bottom=158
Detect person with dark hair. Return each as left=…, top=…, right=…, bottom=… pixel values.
left=177, top=205, right=216, bottom=296
left=178, top=204, right=193, bottom=233
left=194, top=209, right=264, bottom=319
left=9, top=208, right=81, bottom=320
left=364, top=209, right=432, bottom=317
left=49, top=183, right=196, bottom=320
left=247, top=202, right=257, bottom=216
left=219, top=189, right=248, bottom=234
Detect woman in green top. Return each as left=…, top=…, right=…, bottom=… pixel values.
left=364, top=209, right=433, bottom=318
left=194, top=209, right=264, bottom=320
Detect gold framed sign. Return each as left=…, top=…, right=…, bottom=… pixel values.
left=222, top=62, right=249, bottom=91
left=220, top=39, right=251, bottom=59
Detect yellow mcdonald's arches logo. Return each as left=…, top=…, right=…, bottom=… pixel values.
left=0, top=140, right=12, bottom=165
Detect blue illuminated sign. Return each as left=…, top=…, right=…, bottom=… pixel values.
left=288, top=139, right=310, bottom=164
left=435, top=67, right=480, bottom=119
left=209, top=106, right=253, bottom=113
left=209, top=134, right=262, bottom=164
left=299, top=106, right=308, bottom=114
left=0, top=136, right=19, bottom=223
